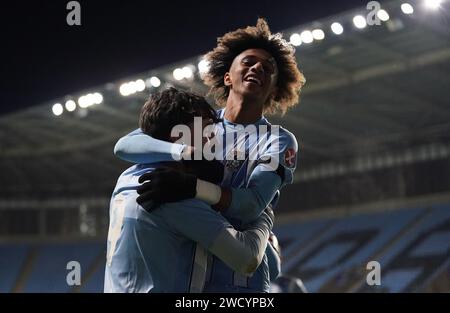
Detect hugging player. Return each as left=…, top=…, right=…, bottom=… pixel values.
left=105, top=87, right=275, bottom=292
left=114, top=18, right=306, bottom=292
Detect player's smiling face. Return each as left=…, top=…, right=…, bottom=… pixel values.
left=224, top=48, right=278, bottom=104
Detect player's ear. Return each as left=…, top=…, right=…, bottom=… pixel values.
left=224, top=72, right=232, bottom=87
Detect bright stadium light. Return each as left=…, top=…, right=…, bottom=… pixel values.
left=289, top=33, right=302, bottom=46
left=173, top=68, right=184, bottom=80
left=135, top=79, right=146, bottom=92
left=65, top=100, right=76, bottom=112
left=147, top=76, right=161, bottom=88
left=401, top=3, right=414, bottom=14
left=182, top=66, right=193, bottom=79
left=119, top=83, right=131, bottom=96
left=85, top=93, right=96, bottom=107
left=377, top=9, right=390, bottom=21
left=52, top=103, right=63, bottom=116
left=128, top=81, right=138, bottom=94
left=424, top=0, right=442, bottom=9
left=92, top=92, right=103, bottom=104
left=300, top=30, right=313, bottom=44
left=78, top=95, right=90, bottom=108
left=198, top=59, right=210, bottom=74
left=120, top=80, right=145, bottom=96
left=353, top=15, right=367, bottom=29
left=331, top=22, right=344, bottom=35
left=312, top=29, right=325, bottom=40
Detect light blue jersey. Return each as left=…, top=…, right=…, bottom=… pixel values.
left=113, top=109, right=299, bottom=292
left=104, top=163, right=229, bottom=292
left=206, top=110, right=297, bottom=292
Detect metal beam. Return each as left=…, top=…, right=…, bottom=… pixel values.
left=303, top=47, right=450, bottom=95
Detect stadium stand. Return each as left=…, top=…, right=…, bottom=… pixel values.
left=0, top=245, right=29, bottom=292
left=275, top=204, right=450, bottom=292
left=0, top=202, right=448, bottom=292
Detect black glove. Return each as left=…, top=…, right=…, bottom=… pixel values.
left=136, top=167, right=197, bottom=211
left=182, top=159, right=224, bottom=184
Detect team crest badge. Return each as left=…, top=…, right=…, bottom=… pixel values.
left=284, top=148, right=296, bottom=168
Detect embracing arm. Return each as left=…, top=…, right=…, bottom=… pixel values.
left=164, top=200, right=274, bottom=276
left=119, top=130, right=295, bottom=224
left=114, top=129, right=186, bottom=163
left=208, top=210, right=274, bottom=275
left=136, top=164, right=281, bottom=224
left=219, top=166, right=282, bottom=224
left=214, top=129, right=299, bottom=222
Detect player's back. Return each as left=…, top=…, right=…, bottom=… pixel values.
left=104, top=163, right=208, bottom=292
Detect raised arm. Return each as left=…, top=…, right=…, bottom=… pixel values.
left=118, top=129, right=298, bottom=224
left=136, top=130, right=298, bottom=224
left=114, top=129, right=185, bottom=163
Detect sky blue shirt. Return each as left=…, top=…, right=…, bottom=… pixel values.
left=113, top=109, right=298, bottom=292
left=104, top=163, right=230, bottom=292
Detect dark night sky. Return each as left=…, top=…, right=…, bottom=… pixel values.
left=1, top=0, right=367, bottom=115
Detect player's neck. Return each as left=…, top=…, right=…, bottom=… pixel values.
left=224, top=93, right=263, bottom=124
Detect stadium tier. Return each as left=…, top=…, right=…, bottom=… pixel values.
left=0, top=203, right=448, bottom=293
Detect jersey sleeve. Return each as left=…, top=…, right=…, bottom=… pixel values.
left=160, top=199, right=230, bottom=249
left=223, top=129, right=297, bottom=224
left=225, top=166, right=282, bottom=224
left=160, top=199, right=273, bottom=276
left=114, top=129, right=185, bottom=164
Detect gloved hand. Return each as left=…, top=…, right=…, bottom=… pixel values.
left=136, top=167, right=197, bottom=211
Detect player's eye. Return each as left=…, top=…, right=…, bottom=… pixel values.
left=242, top=58, right=253, bottom=66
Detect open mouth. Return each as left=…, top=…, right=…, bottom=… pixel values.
left=244, top=75, right=263, bottom=86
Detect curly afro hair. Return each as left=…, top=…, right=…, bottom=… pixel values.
left=202, top=18, right=306, bottom=116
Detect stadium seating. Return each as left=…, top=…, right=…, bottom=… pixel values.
left=274, top=204, right=450, bottom=292
left=0, top=204, right=448, bottom=292
left=0, top=245, right=29, bottom=292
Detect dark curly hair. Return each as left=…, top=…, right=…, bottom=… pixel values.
left=202, top=18, right=306, bottom=116
left=139, top=87, right=220, bottom=141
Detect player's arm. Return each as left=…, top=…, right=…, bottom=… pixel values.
left=116, top=129, right=297, bottom=222
left=136, top=164, right=281, bottom=222
left=219, top=166, right=282, bottom=223
left=212, top=130, right=298, bottom=223
left=137, top=132, right=298, bottom=224
left=114, top=128, right=187, bottom=163
left=162, top=200, right=274, bottom=276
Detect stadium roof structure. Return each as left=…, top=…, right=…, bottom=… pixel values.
left=1, top=0, right=450, bottom=208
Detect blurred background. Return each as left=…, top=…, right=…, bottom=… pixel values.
left=0, top=0, right=449, bottom=292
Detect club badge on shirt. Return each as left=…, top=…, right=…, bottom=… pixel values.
left=284, top=148, right=296, bottom=168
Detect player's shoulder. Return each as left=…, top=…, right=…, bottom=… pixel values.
left=278, top=126, right=297, bottom=144
left=265, top=121, right=298, bottom=149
